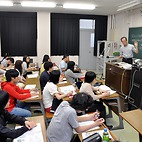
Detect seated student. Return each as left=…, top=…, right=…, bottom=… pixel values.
left=59, top=54, right=69, bottom=73
left=15, top=60, right=26, bottom=88
left=40, top=54, right=51, bottom=75
left=6, top=57, right=15, bottom=70
left=80, top=71, right=110, bottom=122
left=22, top=55, right=32, bottom=78
left=65, top=61, right=79, bottom=84
left=40, top=61, right=53, bottom=91
left=0, top=90, right=36, bottom=142
left=1, top=69, right=38, bottom=117
left=43, top=70, right=72, bottom=113
left=47, top=92, right=104, bottom=142
left=0, top=54, right=8, bottom=69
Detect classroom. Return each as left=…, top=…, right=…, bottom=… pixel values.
left=0, top=0, right=142, bottom=142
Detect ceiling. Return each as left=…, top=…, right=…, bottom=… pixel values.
left=0, top=0, right=142, bottom=15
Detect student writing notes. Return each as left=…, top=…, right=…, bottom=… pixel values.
left=47, top=92, right=104, bottom=142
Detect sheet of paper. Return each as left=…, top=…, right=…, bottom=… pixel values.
left=58, top=81, right=68, bottom=84
left=99, top=85, right=116, bottom=95
left=59, top=85, right=76, bottom=95
left=82, top=129, right=113, bottom=140
left=25, top=84, right=36, bottom=89
left=30, top=95, right=39, bottom=99
left=79, top=121, right=100, bottom=131
left=27, top=73, right=38, bottom=78
left=13, top=123, right=44, bottom=142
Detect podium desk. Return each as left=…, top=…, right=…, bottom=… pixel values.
left=105, top=62, right=131, bottom=96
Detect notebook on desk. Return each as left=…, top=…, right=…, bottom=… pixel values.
left=98, top=85, right=116, bottom=95
left=25, top=84, right=36, bottom=89
left=14, top=123, right=44, bottom=142
left=59, top=85, right=76, bottom=95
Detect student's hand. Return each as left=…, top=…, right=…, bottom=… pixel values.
left=30, top=93, right=39, bottom=97
left=59, top=75, right=63, bottom=82
left=89, top=112, right=100, bottom=121
left=25, top=121, right=36, bottom=129
left=98, top=88, right=105, bottom=93
left=30, top=88, right=38, bottom=92
left=103, top=91, right=110, bottom=97
left=95, top=118, right=105, bottom=126
left=67, top=91, right=73, bottom=96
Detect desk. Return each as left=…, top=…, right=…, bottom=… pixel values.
left=23, top=76, right=46, bottom=124
left=27, top=115, right=47, bottom=142
left=78, top=124, right=117, bottom=141
left=14, top=115, right=47, bottom=142
left=61, top=79, right=124, bottom=130
left=57, top=81, right=79, bottom=101
left=95, top=80, right=124, bottom=130
left=120, top=109, right=142, bottom=142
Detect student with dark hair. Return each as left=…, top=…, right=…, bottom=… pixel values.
left=0, top=90, right=36, bottom=142
left=47, top=92, right=104, bottom=142
left=22, top=55, right=31, bottom=78
left=7, top=57, right=15, bottom=69
left=40, top=54, right=51, bottom=74
left=1, top=69, right=38, bottom=117
left=43, top=70, right=72, bottom=113
left=80, top=71, right=110, bottom=121
left=40, top=61, right=53, bottom=91
left=15, top=60, right=26, bottom=85
left=0, top=54, right=8, bottom=69
left=59, top=54, right=69, bottom=73
left=65, top=61, right=79, bottom=84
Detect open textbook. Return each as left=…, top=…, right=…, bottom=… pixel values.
left=73, top=114, right=100, bottom=134
left=24, top=84, right=36, bottom=89
left=13, top=123, right=44, bottom=142
left=98, top=85, right=116, bottom=95
left=59, top=85, right=76, bottom=95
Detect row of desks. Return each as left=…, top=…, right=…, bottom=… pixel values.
left=23, top=73, right=119, bottom=142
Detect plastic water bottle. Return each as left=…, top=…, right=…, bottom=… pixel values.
left=102, top=128, right=110, bottom=142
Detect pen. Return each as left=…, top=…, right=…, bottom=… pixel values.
left=95, top=109, right=99, bottom=118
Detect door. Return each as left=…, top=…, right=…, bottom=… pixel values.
left=79, top=19, right=96, bottom=70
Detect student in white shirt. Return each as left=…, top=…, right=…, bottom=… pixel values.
left=43, top=70, right=72, bottom=113
left=80, top=71, right=110, bottom=123
left=59, top=54, right=69, bottom=73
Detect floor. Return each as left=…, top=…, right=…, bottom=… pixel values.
left=105, top=106, right=139, bottom=142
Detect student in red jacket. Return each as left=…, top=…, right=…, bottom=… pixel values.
left=1, top=69, right=38, bottom=117
left=0, top=90, right=36, bottom=142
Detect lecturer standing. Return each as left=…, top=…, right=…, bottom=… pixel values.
left=119, top=37, right=138, bottom=64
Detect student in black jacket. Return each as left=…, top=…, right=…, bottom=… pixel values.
left=0, top=90, right=36, bottom=142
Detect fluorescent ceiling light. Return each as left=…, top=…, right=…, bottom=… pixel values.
left=117, top=0, right=140, bottom=11
left=21, top=1, right=56, bottom=8
left=63, top=3, right=96, bottom=10
left=0, top=1, right=13, bottom=6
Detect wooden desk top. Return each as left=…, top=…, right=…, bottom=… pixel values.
left=26, top=115, right=47, bottom=142
left=78, top=124, right=117, bottom=141
left=120, top=109, right=142, bottom=135
left=23, top=76, right=42, bottom=102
